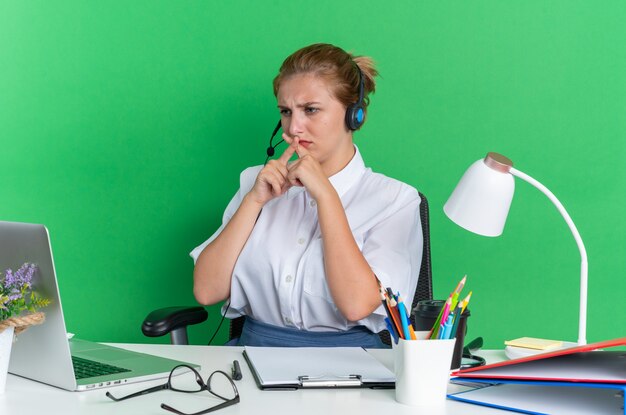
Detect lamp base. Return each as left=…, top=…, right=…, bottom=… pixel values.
left=504, top=342, right=578, bottom=360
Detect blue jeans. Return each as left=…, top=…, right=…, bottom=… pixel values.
left=229, top=317, right=389, bottom=348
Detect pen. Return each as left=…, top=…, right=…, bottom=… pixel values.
left=232, top=359, right=242, bottom=381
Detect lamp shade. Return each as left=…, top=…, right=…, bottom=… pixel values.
left=444, top=154, right=515, bottom=237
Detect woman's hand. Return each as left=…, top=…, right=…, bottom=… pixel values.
left=248, top=141, right=297, bottom=206
left=284, top=134, right=334, bottom=201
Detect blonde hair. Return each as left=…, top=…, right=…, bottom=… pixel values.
left=273, top=44, right=378, bottom=121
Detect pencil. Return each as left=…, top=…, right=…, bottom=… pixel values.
left=387, top=296, right=404, bottom=339
left=408, top=323, right=417, bottom=340
left=460, top=291, right=472, bottom=314
left=453, top=275, right=467, bottom=295
left=384, top=317, right=399, bottom=344
left=429, top=297, right=451, bottom=339
left=379, top=288, right=392, bottom=318
left=397, top=297, right=412, bottom=340
left=380, top=290, right=400, bottom=340
left=439, top=301, right=452, bottom=333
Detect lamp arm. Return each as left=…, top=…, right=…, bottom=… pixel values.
left=510, top=167, right=588, bottom=345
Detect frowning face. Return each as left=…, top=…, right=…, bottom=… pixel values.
left=277, top=73, right=355, bottom=177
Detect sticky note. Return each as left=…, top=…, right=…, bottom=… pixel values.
left=504, top=337, right=563, bottom=350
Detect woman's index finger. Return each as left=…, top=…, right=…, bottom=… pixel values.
left=277, top=141, right=297, bottom=164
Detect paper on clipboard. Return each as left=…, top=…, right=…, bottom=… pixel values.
left=243, top=346, right=395, bottom=389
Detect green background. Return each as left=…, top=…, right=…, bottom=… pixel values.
left=1, top=1, right=624, bottom=348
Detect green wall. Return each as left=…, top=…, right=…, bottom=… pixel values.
left=2, top=1, right=624, bottom=348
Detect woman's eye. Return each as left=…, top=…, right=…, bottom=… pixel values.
left=305, top=107, right=319, bottom=114
left=280, top=109, right=291, bottom=116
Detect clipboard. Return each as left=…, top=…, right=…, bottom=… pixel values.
left=452, top=337, right=626, bottom=383
left=242, top=346, right=395, bottom=390
left=448, top=379, right=626, bottom=415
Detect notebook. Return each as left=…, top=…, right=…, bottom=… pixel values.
left=243, top=346, right=395, bottom=390
left=1, top=220, right=200, bottom=391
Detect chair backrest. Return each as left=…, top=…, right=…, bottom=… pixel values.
left=227, top=191, right=433, bottom=345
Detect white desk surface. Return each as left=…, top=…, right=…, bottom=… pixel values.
left=2, top=343, right=510, bottom=415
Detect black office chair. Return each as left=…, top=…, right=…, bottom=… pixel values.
left=142, top=192, right=433, bottom=346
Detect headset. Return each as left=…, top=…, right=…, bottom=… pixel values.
left=265, top=64, right=366, bottom=163
left=345, top=65, right=366, bottom=131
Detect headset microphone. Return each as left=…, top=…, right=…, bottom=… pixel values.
left=265, top=120, right=283, bottom=164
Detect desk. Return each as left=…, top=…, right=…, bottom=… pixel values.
left=2, top=343, right=510, bottom=415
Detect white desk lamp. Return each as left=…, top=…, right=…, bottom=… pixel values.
left=444, top=152, right=588, bottom=353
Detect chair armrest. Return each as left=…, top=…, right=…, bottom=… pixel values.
left=142, top=306, right=208, bottom=338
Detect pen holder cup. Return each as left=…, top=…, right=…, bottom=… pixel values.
left=412, top=300, right=470, bottom=370
left=394, top=336, right=455, bottom=407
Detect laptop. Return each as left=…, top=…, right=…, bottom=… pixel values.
left=1, top=220, right=200, bottom=391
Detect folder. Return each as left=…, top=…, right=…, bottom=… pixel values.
left=448, top=337, right=626, bottom=414
left=452, top=337, right=626, bottom=383
left=448, top=379, right=626, bottom=415
left=242, top=346, right=395, bottom=390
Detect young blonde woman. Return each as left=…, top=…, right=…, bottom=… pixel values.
left=191, top=43, right=423, bottom=348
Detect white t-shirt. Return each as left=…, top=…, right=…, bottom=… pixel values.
left=190, top=146, right=423, bottom=334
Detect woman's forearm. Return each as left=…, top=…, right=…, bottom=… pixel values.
left=193, top=193, right=264, bottom=305
left=316, top=191, right=381, bottom=321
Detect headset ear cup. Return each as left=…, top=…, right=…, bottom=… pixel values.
left=345, top=104, right=365, bottom=131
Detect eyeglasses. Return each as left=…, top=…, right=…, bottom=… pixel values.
left=106, top=364, right=240, bottom=415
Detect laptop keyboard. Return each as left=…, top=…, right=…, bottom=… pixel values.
left=72, top=356, right=131, bottom=379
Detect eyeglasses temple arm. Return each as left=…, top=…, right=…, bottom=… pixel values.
left=161, top=395, right=240, bottom=415
left=106, top=383, right=169, bottom=402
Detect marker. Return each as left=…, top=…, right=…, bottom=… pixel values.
left=232, top=360, right=242, bottom=381
left=441, top=314, right=454, bottom=340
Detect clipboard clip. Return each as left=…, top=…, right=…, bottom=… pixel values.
left=298, top=374, right=363, bottom=388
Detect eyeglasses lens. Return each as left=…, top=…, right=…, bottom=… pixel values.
left=208, top=371, right=238, bottom=401
left=170, top=366, right=204, bottom=392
